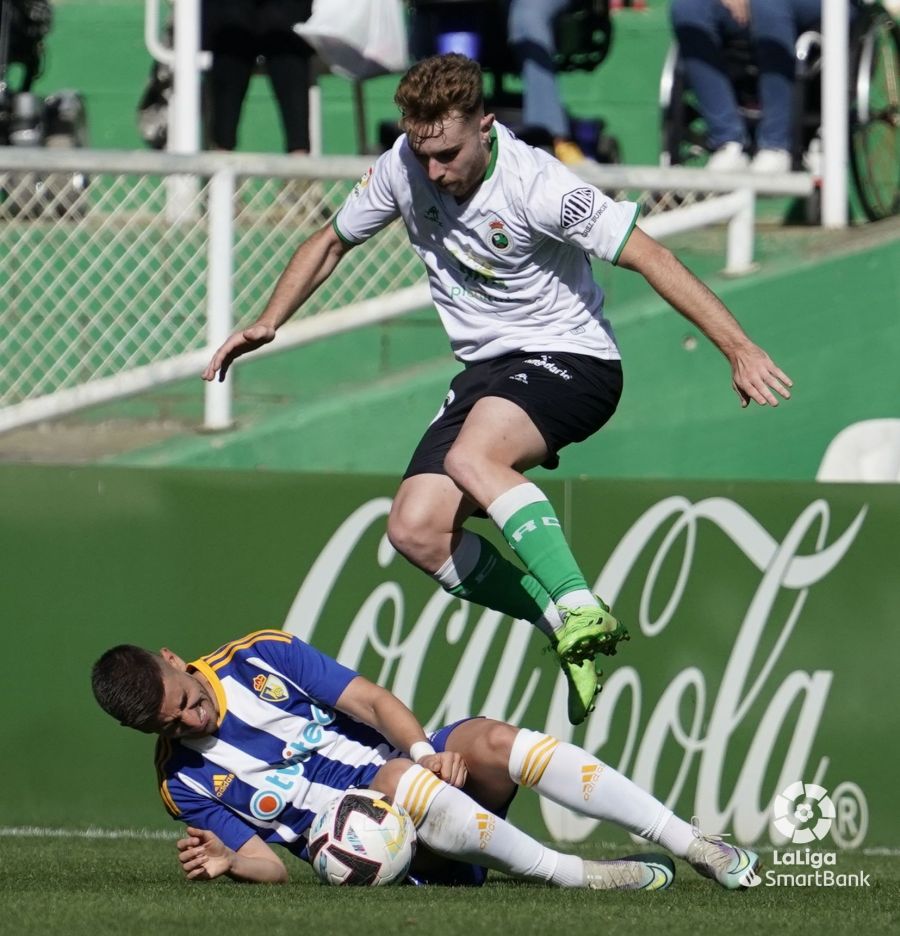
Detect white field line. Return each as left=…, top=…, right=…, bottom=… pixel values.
left=1, top=826, right=899, bottom=856
left=0, top=826, right=176, bottom=840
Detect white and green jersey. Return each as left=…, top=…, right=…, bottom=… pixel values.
left=333, top=121, right=639, bottom=363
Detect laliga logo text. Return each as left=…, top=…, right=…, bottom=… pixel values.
left=750, top=782, right=871, bottom=889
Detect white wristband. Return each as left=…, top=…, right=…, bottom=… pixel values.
left=409, top=741, right=436, bottom=764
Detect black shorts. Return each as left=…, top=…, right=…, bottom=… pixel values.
left=403, top=351, right=623, bottom=478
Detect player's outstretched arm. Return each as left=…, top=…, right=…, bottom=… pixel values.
left=335, top=676, right=468, bottom=788
left=617, top=227, right=793, bottom=408
left=176, top=827, right=288, bottom=883
left=202, top=223, right=354, bottom=382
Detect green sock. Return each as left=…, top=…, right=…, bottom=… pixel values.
left=486, top=483, right=592, bottom=605
left=435, top=532, right=561, bottom=639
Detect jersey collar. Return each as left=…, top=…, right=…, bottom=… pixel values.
left=188, top=657, right=228, bottom=728
left=484, top=125, right=499, bottom=181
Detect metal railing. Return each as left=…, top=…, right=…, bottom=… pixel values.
left=0, top=147, right=814, bottom=434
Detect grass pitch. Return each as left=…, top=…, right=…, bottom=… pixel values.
left=1, top=832, right=897, bottom=936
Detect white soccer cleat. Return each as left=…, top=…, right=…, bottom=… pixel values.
left=685, top=824, right=761, bottom=890
left=583, top=853, right=675, bottom=890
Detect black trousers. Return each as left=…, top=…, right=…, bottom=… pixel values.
left=203, top=0, right=314, bottom=152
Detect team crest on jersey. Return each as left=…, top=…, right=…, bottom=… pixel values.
left=213, top=773, right=235, bottom=797
left=486, top=219, right=513, bottom=253
left=253, top=673, right=289, bottom=702
left=560, top=187, right=595, bottom=229
left=425, top=204, right=441, bottom=225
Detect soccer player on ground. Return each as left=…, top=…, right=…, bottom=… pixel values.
left=91, top=630, right=760, bottom=890
left=202, top=54, right=793, bottom=726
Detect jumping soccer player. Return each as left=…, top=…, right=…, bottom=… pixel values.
left=202, top=54, right=792, bottom=725
left=91, top=629, right=760, bottom=890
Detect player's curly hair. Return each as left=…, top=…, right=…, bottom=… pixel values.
left=91, top=644, right=164, bottom=732
left=394, top=53, right=484, bottom=144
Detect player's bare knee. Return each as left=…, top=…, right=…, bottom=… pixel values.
left=388, top=508, right=425, bottom=562
left=371, top=757, right=414, bottom=799
left=480, top=719, right=517, bottom=765
left=386, top=506, right=411, bottom=556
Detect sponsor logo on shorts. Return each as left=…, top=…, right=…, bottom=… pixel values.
left=560, top=187, right=595, bottom=228
left=509, top=373, right=529, bottom=384
left=429, top=389, right=456, bottom=425
left=523, top=354, right=573, bottom=381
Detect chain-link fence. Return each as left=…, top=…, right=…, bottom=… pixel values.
left=0, top=148, right=813, bottom=432
left=0, top=154, right=422, bottom=410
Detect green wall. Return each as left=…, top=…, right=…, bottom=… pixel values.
left=2, top=465, right=896, bottom=849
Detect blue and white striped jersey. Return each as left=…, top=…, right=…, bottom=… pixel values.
left=155, top=630, right=393, bottom=855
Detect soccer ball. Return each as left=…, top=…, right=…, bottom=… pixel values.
left=308, top=788, right=417, bottom=886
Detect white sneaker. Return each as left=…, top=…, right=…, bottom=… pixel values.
left=583, top=854, right=675, bottom=890
left=706, top=142, right=749, bottom=171
left=750, top=148, right=792, bottom=174
left=685, top=825, right=760, bottom=890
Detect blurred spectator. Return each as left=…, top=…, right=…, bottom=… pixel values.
left=3, top=0, right=53, bottom=91
left=508, top=0, right=587, bottom=164
left=203, top=0, right=314, bottom=154
left=670, top=0, right=827, bottom=173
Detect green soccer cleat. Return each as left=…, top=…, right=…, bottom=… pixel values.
left=685, top=825, right=761, bottom=890
left=556, top=598, right=630, bottom=665
left=583, top=853, right=675, bottom=891
left=561, top=657, right=601, bottom=726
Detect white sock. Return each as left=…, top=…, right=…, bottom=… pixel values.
left=508, top=729, right=693, bottom=853
left=394, top=764, right=584, bottom=886
left=433, top=530, right=482, bottom=590
left=657, top=814, right=696, bottom=858
left=485, top=482, right=546, bottom=528
left=556, top=588, right=598, bottom=609
left=537, top=601, right=564, bottom=640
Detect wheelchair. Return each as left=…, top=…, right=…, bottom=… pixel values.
left=385, top=0, right=620, bottom=162
left=658, top=1, right=900, bottom=221
left=0, top=0, right=89, bottom=218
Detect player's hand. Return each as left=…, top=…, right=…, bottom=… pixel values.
left=730, top=343, right=793, bottom=408
left=202, top=323, right=276, bottom=383
left=176, top=826, right=234, bottom=881
left=419, top=751, right=468, bottom=788
left=720, top=0, right=750, bottom=27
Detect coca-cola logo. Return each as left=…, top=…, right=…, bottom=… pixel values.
left=282, top=495, right=866, bottom=845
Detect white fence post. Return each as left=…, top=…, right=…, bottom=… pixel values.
left=822, top=0, right=849, bottom=228
left=165, top=0, right=203, bottom=223
left=204, top=168, right=235, bottom=431
left=725, top=188, right=756, bottom=275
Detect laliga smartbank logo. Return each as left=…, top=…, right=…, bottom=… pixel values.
left=744, top=781, right=871, bottom=888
